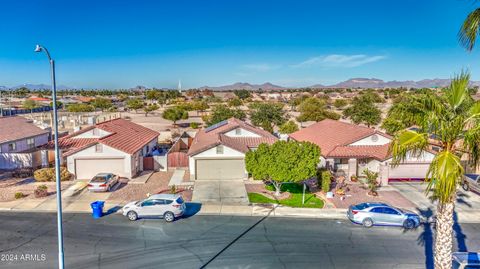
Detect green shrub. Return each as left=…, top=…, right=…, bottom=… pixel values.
left=321, top=170, right=332, bottom=193
left=38, top=184, right=48, bottom=190
left=190, top=122, right=200, bottom=129
left=14, top=192, right=25, bottom=199
left=169, top=185, right=177, bottom=194
left=34, top=167, right=71, bottom=182
left=34, top=187, right=49, bottom=198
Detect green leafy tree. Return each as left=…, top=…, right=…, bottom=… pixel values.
left=333, top=99, right=348, bottom=109
left=143, top=103, right=159, bottom=117
left=297, top=97, right=340, bottom=123
left=191, top=100, right=209, bottom=116
left=343, top=95, right=382, bottom=127
left=145, top=90, right=159, bottom=101
left=228, top=97, right=243, bottom=107
left=23, top=99, right=39, bottom=114
left=245, top=141, right=320, bottom=196
left=390, top=72, right=480, bottom=269
left=249, top=102, right=286, bottom=133
left=162, top=107, right=188, bottom=126
left=381, top=93, right=429, bottom=134
left=278, top=120, right=299, bottom=134
left=358, top=90, right=385, bottom=103
left=233, top=89, right=252, bottom=100
left=206, top=105, right=246, bottom=125
left=91, top=97, right=113, bottom=112
left=126, top=98, right=144, bottom=113
left=67, top=103, right=95, bottom=113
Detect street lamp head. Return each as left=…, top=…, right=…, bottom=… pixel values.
left=34, top=44, right=42, bottom=52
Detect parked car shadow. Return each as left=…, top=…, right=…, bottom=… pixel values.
left=103, top=206, right=122, bottom=217
left=181, top=202, right=202, bottom=219
left=416, top=207, right=434, bottom=269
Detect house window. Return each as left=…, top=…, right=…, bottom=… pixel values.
left=371, top=134, right=379, bottom=142
left=235, top=128, right=241, bottom=135
left=27, top=138, right=35, bottom=149
left=216, top=145, right=224, bottom=154
left=8, top=143, right=16, bottom=152
left=95, top=144, right=103, bottom=153
left=92, top=128, right=99, bottom=136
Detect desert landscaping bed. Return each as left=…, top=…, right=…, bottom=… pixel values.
left=326, top=182, right=417, bottom=209
left=109, top=171, right=192, bottom=203
left=0, top=177, right=73, bottom=202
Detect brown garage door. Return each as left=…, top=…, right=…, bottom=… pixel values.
left=196, top=159, right=245, bottom=180
left=75, top=158, right=125, bottom=180
left=388, top=163, right=430, bottom=180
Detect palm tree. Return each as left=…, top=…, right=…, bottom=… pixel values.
left=459, top=7, right=480, bottom=51
left=390, top=71, right=480, bottom=269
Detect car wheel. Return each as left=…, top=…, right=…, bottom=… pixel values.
left=127, top=211, right=138, bottom=221
left=362, top=218, right=374, bottom=228
left=462, top=182, right=469, bottom=191
left=164, top=211, right=175, bottom=222
left=403, top=219, right=415, bottom=229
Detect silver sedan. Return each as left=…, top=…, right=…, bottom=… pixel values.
left=347, top=202, right=421, bottom=229
left=87, top=173, right=119, bottom=192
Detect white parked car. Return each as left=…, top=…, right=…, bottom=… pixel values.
left=87, top=173, right=119, bottom=192
left=122, top=194, right=186, bottom=222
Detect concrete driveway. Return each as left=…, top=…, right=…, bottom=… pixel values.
left=391, top=182, right=480, bottom=222
left=192, top=180, right=249, bottom=205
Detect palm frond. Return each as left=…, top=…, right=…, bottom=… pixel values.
left=425, top=150, right=463, bottom=203
left=463, top=126, right=480, bottom=167
left=459, top=8, right=480, bottom=51
left=447, top=71, right=470, bottom=110
left=390, top=130, right=429, bottom=166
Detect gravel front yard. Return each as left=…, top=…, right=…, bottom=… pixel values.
left=0, top=177, right=73, bottom=202
left=326, top=182, right=417, bottom=209
left=109, top=171, right=192, bottom=203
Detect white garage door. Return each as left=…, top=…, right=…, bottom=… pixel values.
left=388, top=163, right=430, bottom=180
left=196, top=159, right=245, bottom=180
left=75, top=158, right=126, bottom=180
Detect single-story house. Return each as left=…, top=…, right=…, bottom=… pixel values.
left=187, top=118, right=277, bottom=180
left=0, top=116, right=51, bottom=153
left=56, top=118, right=159, bottom=179
left=289, top=119, right=436, bottom=185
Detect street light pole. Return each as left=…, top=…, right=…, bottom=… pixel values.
left=35, top=45, right=64, bottom=269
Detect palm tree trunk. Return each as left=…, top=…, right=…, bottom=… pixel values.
left=434, top=201, right=454, bottom=269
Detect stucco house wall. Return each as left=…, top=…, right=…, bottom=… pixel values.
left=349, top=134, right=391, bottom=146
left=66, top=144, right=133, bottom=178
left=224, top=128, right=261, bottom=138
left=0, top=133, right=49, bottom=153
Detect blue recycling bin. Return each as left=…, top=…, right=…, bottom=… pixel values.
left=90, top=201, right=105, bottom=219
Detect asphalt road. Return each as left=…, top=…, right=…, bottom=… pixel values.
left=0, top=212, right=479, bottom=269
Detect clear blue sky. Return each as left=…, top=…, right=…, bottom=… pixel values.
left=1, top=0, right=479, bottom=89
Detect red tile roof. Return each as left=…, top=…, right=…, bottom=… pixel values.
left=28, top=97, right=51, bottom=102
left=0, top=116, right=50, bottom=144
left=188, top=118, right=277, bottom=156
left=56, top=118, right=159, bottom=156
left=328, top=145, right=391, bottom=160
left=289, top=119, right=393, bottom=160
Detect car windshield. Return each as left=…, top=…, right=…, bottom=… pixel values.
left=355, top=203, right=369, bottom=210
left=176, top=197, right=184, bottom=204
left=91, top=176, right=107, bottom=183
